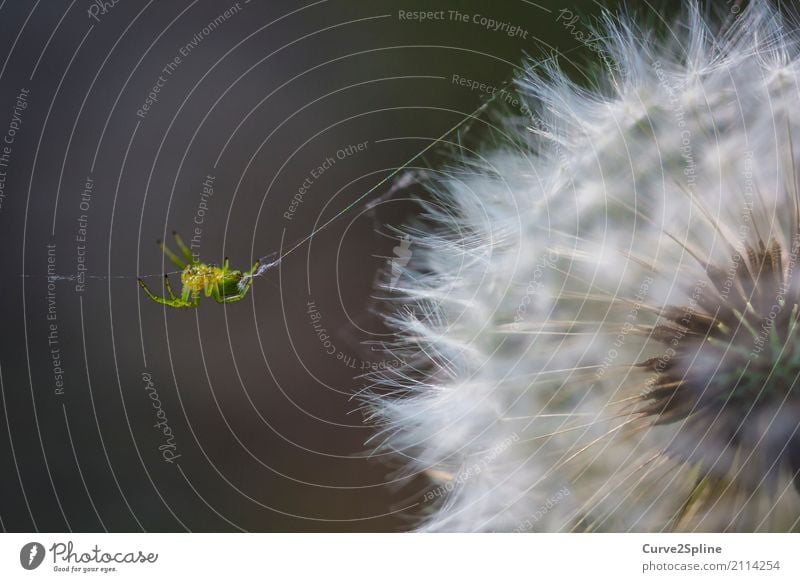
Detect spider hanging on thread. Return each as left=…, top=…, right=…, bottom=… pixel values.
left=138, top=231, right=260, bottom=308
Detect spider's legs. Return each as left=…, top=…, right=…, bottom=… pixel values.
left=216, top=289, right=251, bottom=303
left=158, top=239, right=186, bottom=270
left=138, top=279, right=163, bottom=302
left=138, top=278, right=192, bottom=307
left=245, top=259, right=261, bottom=277
left=180, top=284, right=200, bottom=307
left=236, top=260, right=261, bottom=297
left=172, top=231, right=195, bottom=265
left=239, top=260, right=261, bottom=292
left=210, top=283, right=227, bottom=303
left=164, top=274, right=178, bottom=300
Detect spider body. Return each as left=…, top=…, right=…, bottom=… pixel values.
left=138, top=232, right=260, bottom=308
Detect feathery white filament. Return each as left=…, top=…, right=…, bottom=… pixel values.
left=367, top=1, right=800, bottom=532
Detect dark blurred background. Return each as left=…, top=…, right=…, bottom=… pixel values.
left=0, top=0, right=642, bottom=532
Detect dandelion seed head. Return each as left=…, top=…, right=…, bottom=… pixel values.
left=368, top=1, right=800, bottom=532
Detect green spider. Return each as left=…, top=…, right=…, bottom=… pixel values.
left=138, top=232, right=260, bottom=308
